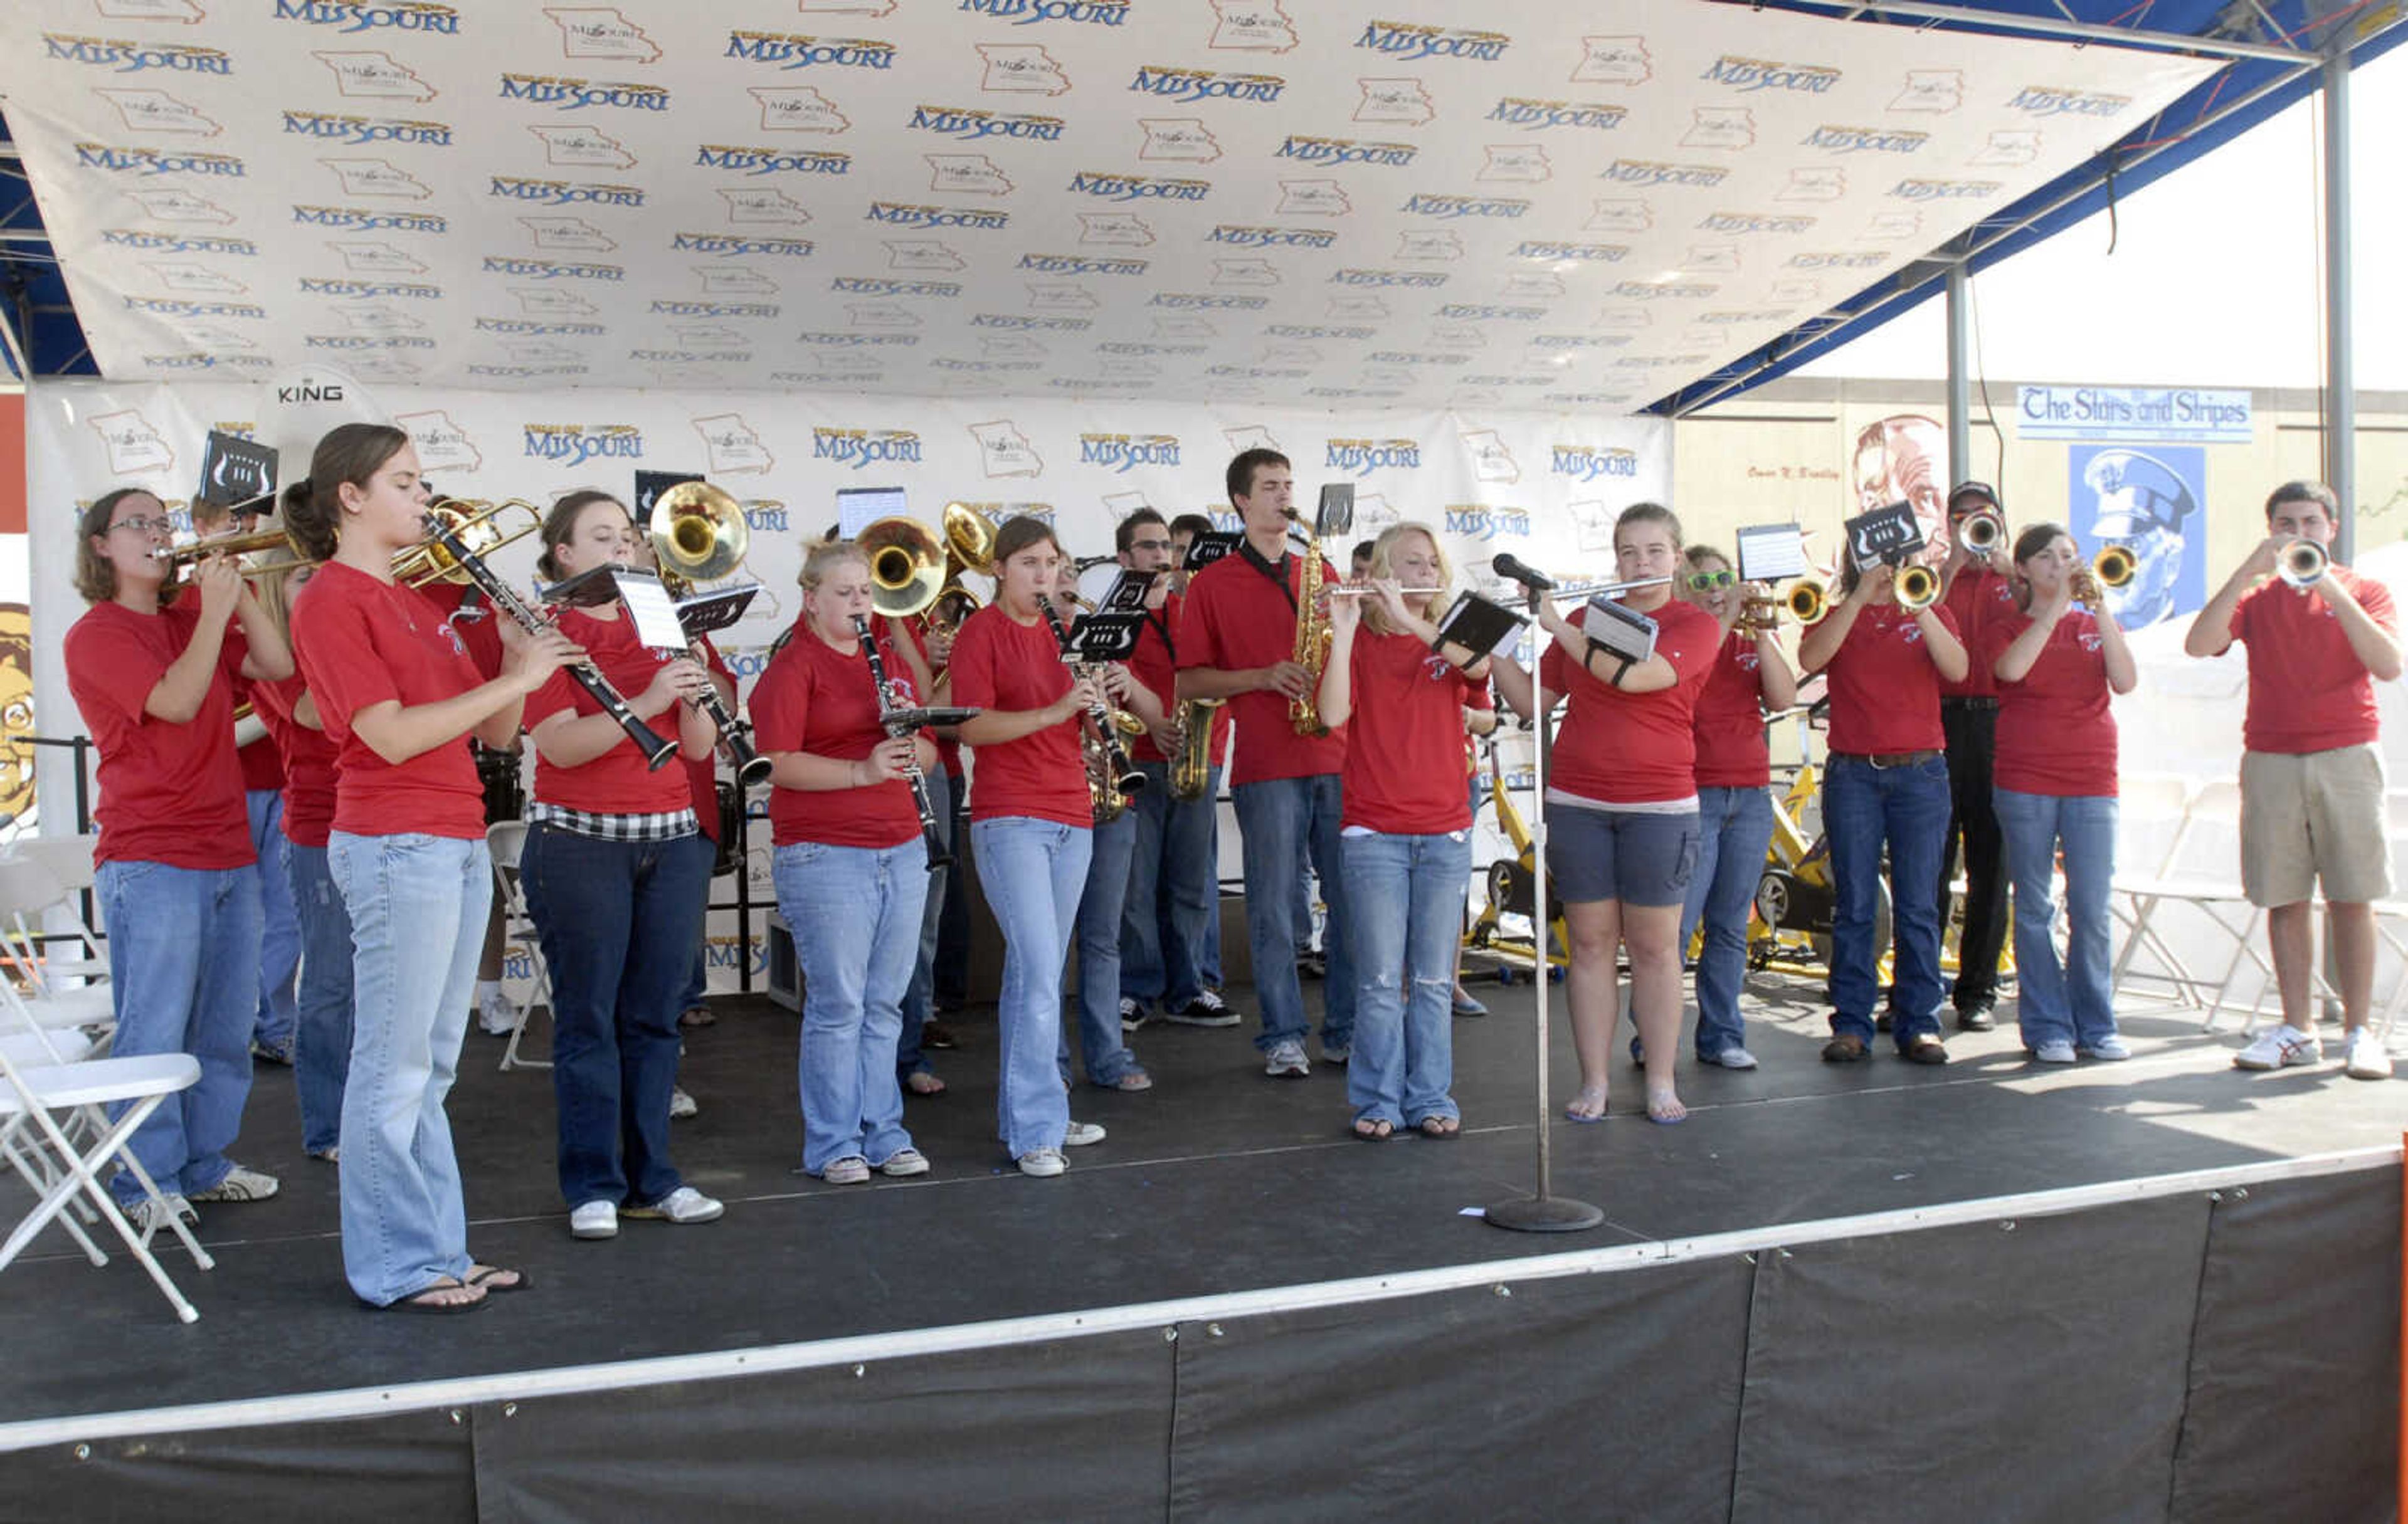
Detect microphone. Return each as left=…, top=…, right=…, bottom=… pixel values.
left=1491, top=554, right=1556, bottom=592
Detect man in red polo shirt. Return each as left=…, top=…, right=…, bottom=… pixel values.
left=1177, top=449, right=1351, bottom=1076
left=1932, top=481, right=2020, bottom=1031
left=2185, top=480, right=2400, bottom=1080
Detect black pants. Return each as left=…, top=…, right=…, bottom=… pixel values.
left=1937, top=701, right=2009, bottom=1010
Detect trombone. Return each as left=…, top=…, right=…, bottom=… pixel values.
left=153, top=499, right=543, bottom=589
left=150, top=525, right=307, bottom=573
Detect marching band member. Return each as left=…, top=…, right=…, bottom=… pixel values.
left=1984, top=525, right=2137, bottom=1063
left=1178, top=449, right=1354, bottom=1078
left=1117, top=508, right=1237, bottom=1033
left=416, top=577, right=517, bottom=1039
left=66, top=487, right=293, bottom=1234
left=1162, top=512, right=1226, bottom=999
left=1933, top=483, right=2019, bottom=1032
left=247, top=550, right=350, bottom=1162
left=1671, top=546, right=1795, bottom=1070
left=1493, top=504, right=1719, bottom=1125
left=1798, top=539, right=1970, bottom=1067
left=522, top=493, right=724, bottom=1239
left=286, top=423, right=577, bottom=1312
left=952, top=517, right=1111, bottom=1177
left=2185, top=481, right=2400, bottom=1080
left=1315, top=523, right=1490, bottom=1139
left=753, top=540, right=937, bottom=1184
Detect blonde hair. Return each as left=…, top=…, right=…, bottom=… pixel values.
left=799, top=538, right=870, bottom=593
left=1363, top=522, right=1452, bottom=638
left=248, top=542, right=311, bottom=642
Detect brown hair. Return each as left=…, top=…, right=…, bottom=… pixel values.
left=281, top=423, right=411, bottom=562
left=1683, top=544, right=1732, bottom=572
left=536, top=490, right=626, bottom=582
left=1226, top=448, right=1289, bottom=505
left=991, top=513, right=1061, bottom=569
left=1615, top=502, right=1684, bottom=550
left=2009, top=522, right=2074, bottom=614
left=2265, top=480, right=2339, bottom=523
left=74, top=487, right=165, bottom=606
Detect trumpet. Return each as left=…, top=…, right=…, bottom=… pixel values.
left=1956, top=511, right=2004, bottom=556
left=2279, top=538, right=2328, bottom=590
left=648, top=481, right=770, bottom=788
left=1894, top=562, right=1943, bottom=611
left=1783, top=581, right=1830, bottom=625
left=2092, top=544, right=2138, bottom=589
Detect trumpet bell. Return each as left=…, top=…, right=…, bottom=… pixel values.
left=2279, top=538, right=2328, bottom=589
left=1957, top=512, right=2004, bottom=555
left=650, top=480, right=750, bottom=587
left=1782, top=581, right=1829, bottom=625
left=860, top=515, right=948, bottom=618
left=1895, top=562, right=1942, bottom=610
left=2092, top=545, right=2138, bottom=589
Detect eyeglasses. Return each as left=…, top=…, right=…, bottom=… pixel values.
left=1685, top=569, right=1736, bottom=591
left=1128, top=537, right=1173, bottom=552
left=108, top=515, right=175, bottom=537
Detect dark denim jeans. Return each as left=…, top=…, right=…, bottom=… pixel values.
left=1679, top=786, right=1777, bottom=1059
left=284, top=842, right=355, bottom=1157
left=1824, top=754, right=1952, bottom=1048
left=520, top=824, right=713, bottom=1209
left=1120, top=759, right=1221, bottom=1010
left=1232, top=774, right=1354, bottom=1051
left=1938, top=702, right=2010, bottom=1011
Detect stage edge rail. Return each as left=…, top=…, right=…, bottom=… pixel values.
left=3, top=1142, right=2397, bottom=1456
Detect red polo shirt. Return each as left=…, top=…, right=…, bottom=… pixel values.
left=1691, top=629, right=1774, bottom=790
left=1820, top=602, right=1963, bottom=756
left=1339, top=629, right=1489, bottom=833
left=249, top=672, right=341, bottom=848
left=1129, top=591, right=1230, bottom=767
left=1938, top=565, right=2017, bottom=700
left=2220, top=566, right=2395, bottom=754
left=526, top=607, right=692, bottom=816
left=1178, top=549, right=1347, bottom=786
left=1982, top=609, right=2118, bottom=796
left=1539, top=598, right=1720, bottom=806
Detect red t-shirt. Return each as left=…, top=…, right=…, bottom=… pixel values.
left=236, top=703, right=285, bottom=793
left=1938, top=566, right=2017, bottom=700
left=292, top=560, right=489, bottom=841
left=1128, top=591, right=1230, bottom=767
left=949, top=604, right=1089, bottom=828
left=894, top=617, right=964, bottom=779
left=1982, top=608, right=2118, bottom=796
left=250, top=672, right=341, bottom=848
left=65, top=599, right=253, bottom=869
left=1339, top=629, right=1488, bottom=833
left=752, top=624, right=924, bottom=849
left=1821, top=602, right=1962, bottom=756
left=1692, top=629, right=1774, bottom=790
left=1178, top=550, right=1348, bottom=786
left=686, top=634, right=734, bottom=844
left=1539, top=598, right=1720, bottom=806
left=417, top=580, right=507, bottom=681
left=526, top=607, right=692, bottom=817
left=2224, top=567, right=2396, bottom=754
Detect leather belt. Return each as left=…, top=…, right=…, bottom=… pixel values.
left=1940, top=696, right=2000, bottom=711
left=1834, top=749, right=1942, bottom=769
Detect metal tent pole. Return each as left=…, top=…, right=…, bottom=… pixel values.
left=2321, top=50, right=2355, bottom=560
left=1945, top=261, right=1972, bottom=490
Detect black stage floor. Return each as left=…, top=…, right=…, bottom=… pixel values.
left=4, top=966, right=2400, bottom=1430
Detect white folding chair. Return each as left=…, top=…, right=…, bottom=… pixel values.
left=8, top=833, right=112, bottom=987
left=485, top=821, right=553, bottom=1072
left=2106, top=779, right=2281, bottom=1029
left=0, top=1043, right=215, bottom=1323
left=2105, top=773, right=2197, bottom=1011
left=0, top=856, right=115, bottom=1040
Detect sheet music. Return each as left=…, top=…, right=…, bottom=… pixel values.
left=1735, top=523, right=1810, bottom=582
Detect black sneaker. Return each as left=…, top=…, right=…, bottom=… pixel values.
left=1955, top=1004, right=1997, bottom=1033
left=1166, top=990, right=1241, bottom=1028
left=1119, top=996, right=1151, bottom=1034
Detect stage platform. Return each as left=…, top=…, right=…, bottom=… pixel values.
left=3, top=967, right=2399, bottom=1521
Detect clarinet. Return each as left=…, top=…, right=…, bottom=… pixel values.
left=850, top=614, right=951, bottom=872
left=1037, top=594, right=1145, bottom=805
left=418, top=512, right=679, bottom=770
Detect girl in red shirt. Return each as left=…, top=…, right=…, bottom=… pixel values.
left=65, top=486, right=294, bottom=1232
left=1797, top=540, right=1970, bottom=1065
left=522, top=492, right=724, bottom=1239
left=1315, top=524, right=1491, bottom=1139
left=1983, top=523, right=2137, bottom=1063
left=286, top=423, right=577, bottom=1313
left=953, top=517, right=1109, bottom=1178
left=753, top=539, right=938, bottom=1185
left=1492, top=503, right=1720, bottom=1126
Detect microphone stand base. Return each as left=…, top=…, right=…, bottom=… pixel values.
left=1484, top=1194, right=1605, bottom=1234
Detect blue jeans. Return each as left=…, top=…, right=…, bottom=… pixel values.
left=522, top=826, right=713, bottom=1207
left=1679, top=786, right=1777, bottom=1060
left=94, top=859, right=262, bottom=1205
left=1341, top=831, right=1469, bottom=1127
left=932, top=779, right=973, bottom=1009
left=896, top=769, right=952, bottom=1079
left=328, top=831, right=491, bottom=1306
left=246, top=789, right=300, bottom=1051
left=1065, top=807, right=1143, bottom=1087
left=1232, top=774, right=1354, bottom=1051
left=774, top=838, right=926, bottom=1172
left=1994, top=789, right=2120, bottom=1049
left=284, top=843, right=355, bottom=1157
left=973, top=817, right=1090, bottom=1157
left=1121, top=760, right=1220, bottom=1009
left=1824, top=755, right=1952, bottom=1048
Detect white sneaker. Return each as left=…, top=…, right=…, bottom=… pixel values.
left=1703, top=1047, right=1758, bottom=1071
left=2030, top=1040, right=2078, bottom=1064
left=2234, top=1025, right=2323, bottom=1070
left=2078, top=1036, right=2131, bottom=1061
left=1319, top=1039, right=1351, bottom=1064
left=623, top=1186, right=724, bottom=1224
left=476, top=988, right=517, bottom=1037
left=820, top=1155, right=871, bottom=1185
left=188, top=1164, right=279, bottom=1203
left=127, top=1194, right=194, bottom=1243
left=1063, top=1120, right=1107, bottom=1147
left=878, top=1148, right=932, bottom=1177
left=569, top=1200, right=618, bottom=1239
left=1264, top=1038, right=1310, bottom=1078
left=668, top=1087, right=699, bottom=1120
left=1017, top=1147, right=1066, bottom=1178
left=2344, top=1027, right=2393, bottom=1080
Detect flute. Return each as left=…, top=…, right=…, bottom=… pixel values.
left=849, top=614, right=950, bottom=872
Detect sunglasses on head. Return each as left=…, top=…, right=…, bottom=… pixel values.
left=1686, top=569, right=1735, bottom=591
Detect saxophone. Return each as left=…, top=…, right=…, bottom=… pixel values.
left=1287, top=510, right=1332, bottom=736
left=1168, top=696, right=1225, bottom=802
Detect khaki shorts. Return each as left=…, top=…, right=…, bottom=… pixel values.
left=2239, top=744, right=2391, bottom=907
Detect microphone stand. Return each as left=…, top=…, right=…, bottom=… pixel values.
left=1486, top=579, right=1605, bottom=1235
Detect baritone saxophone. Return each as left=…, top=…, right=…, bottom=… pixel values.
left=1169, top=697, right=1224, bottom=802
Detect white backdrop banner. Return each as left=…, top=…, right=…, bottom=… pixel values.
left=0, top=0, right=2214, bottom=414
left=26, top=376, right=1669, bottom=990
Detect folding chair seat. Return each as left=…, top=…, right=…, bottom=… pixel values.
left=485, top=821, right=553, bottom=1072
left=0, top=1043, right=214, bottom=1323
left=2108, top=779, right=2274, bottom=1026
left=6, top=834, right=112, bottom=986
left=0, top=856, right=115, bottom=1039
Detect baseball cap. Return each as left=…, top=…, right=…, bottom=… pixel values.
left=1946, top=481, right=2000, bottom=515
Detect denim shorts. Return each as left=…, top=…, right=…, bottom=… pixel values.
left=1546, top=804, right=1700, bottom=908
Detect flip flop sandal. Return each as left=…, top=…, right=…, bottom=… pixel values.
left=374, top=1278, right=488, bottom=1315
left=1415, top=1117, right=1461, bottom=1139
left=1351, top=1117, right=1394, bottom=1140
left=466, top=1264, right=533, bottom=1294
